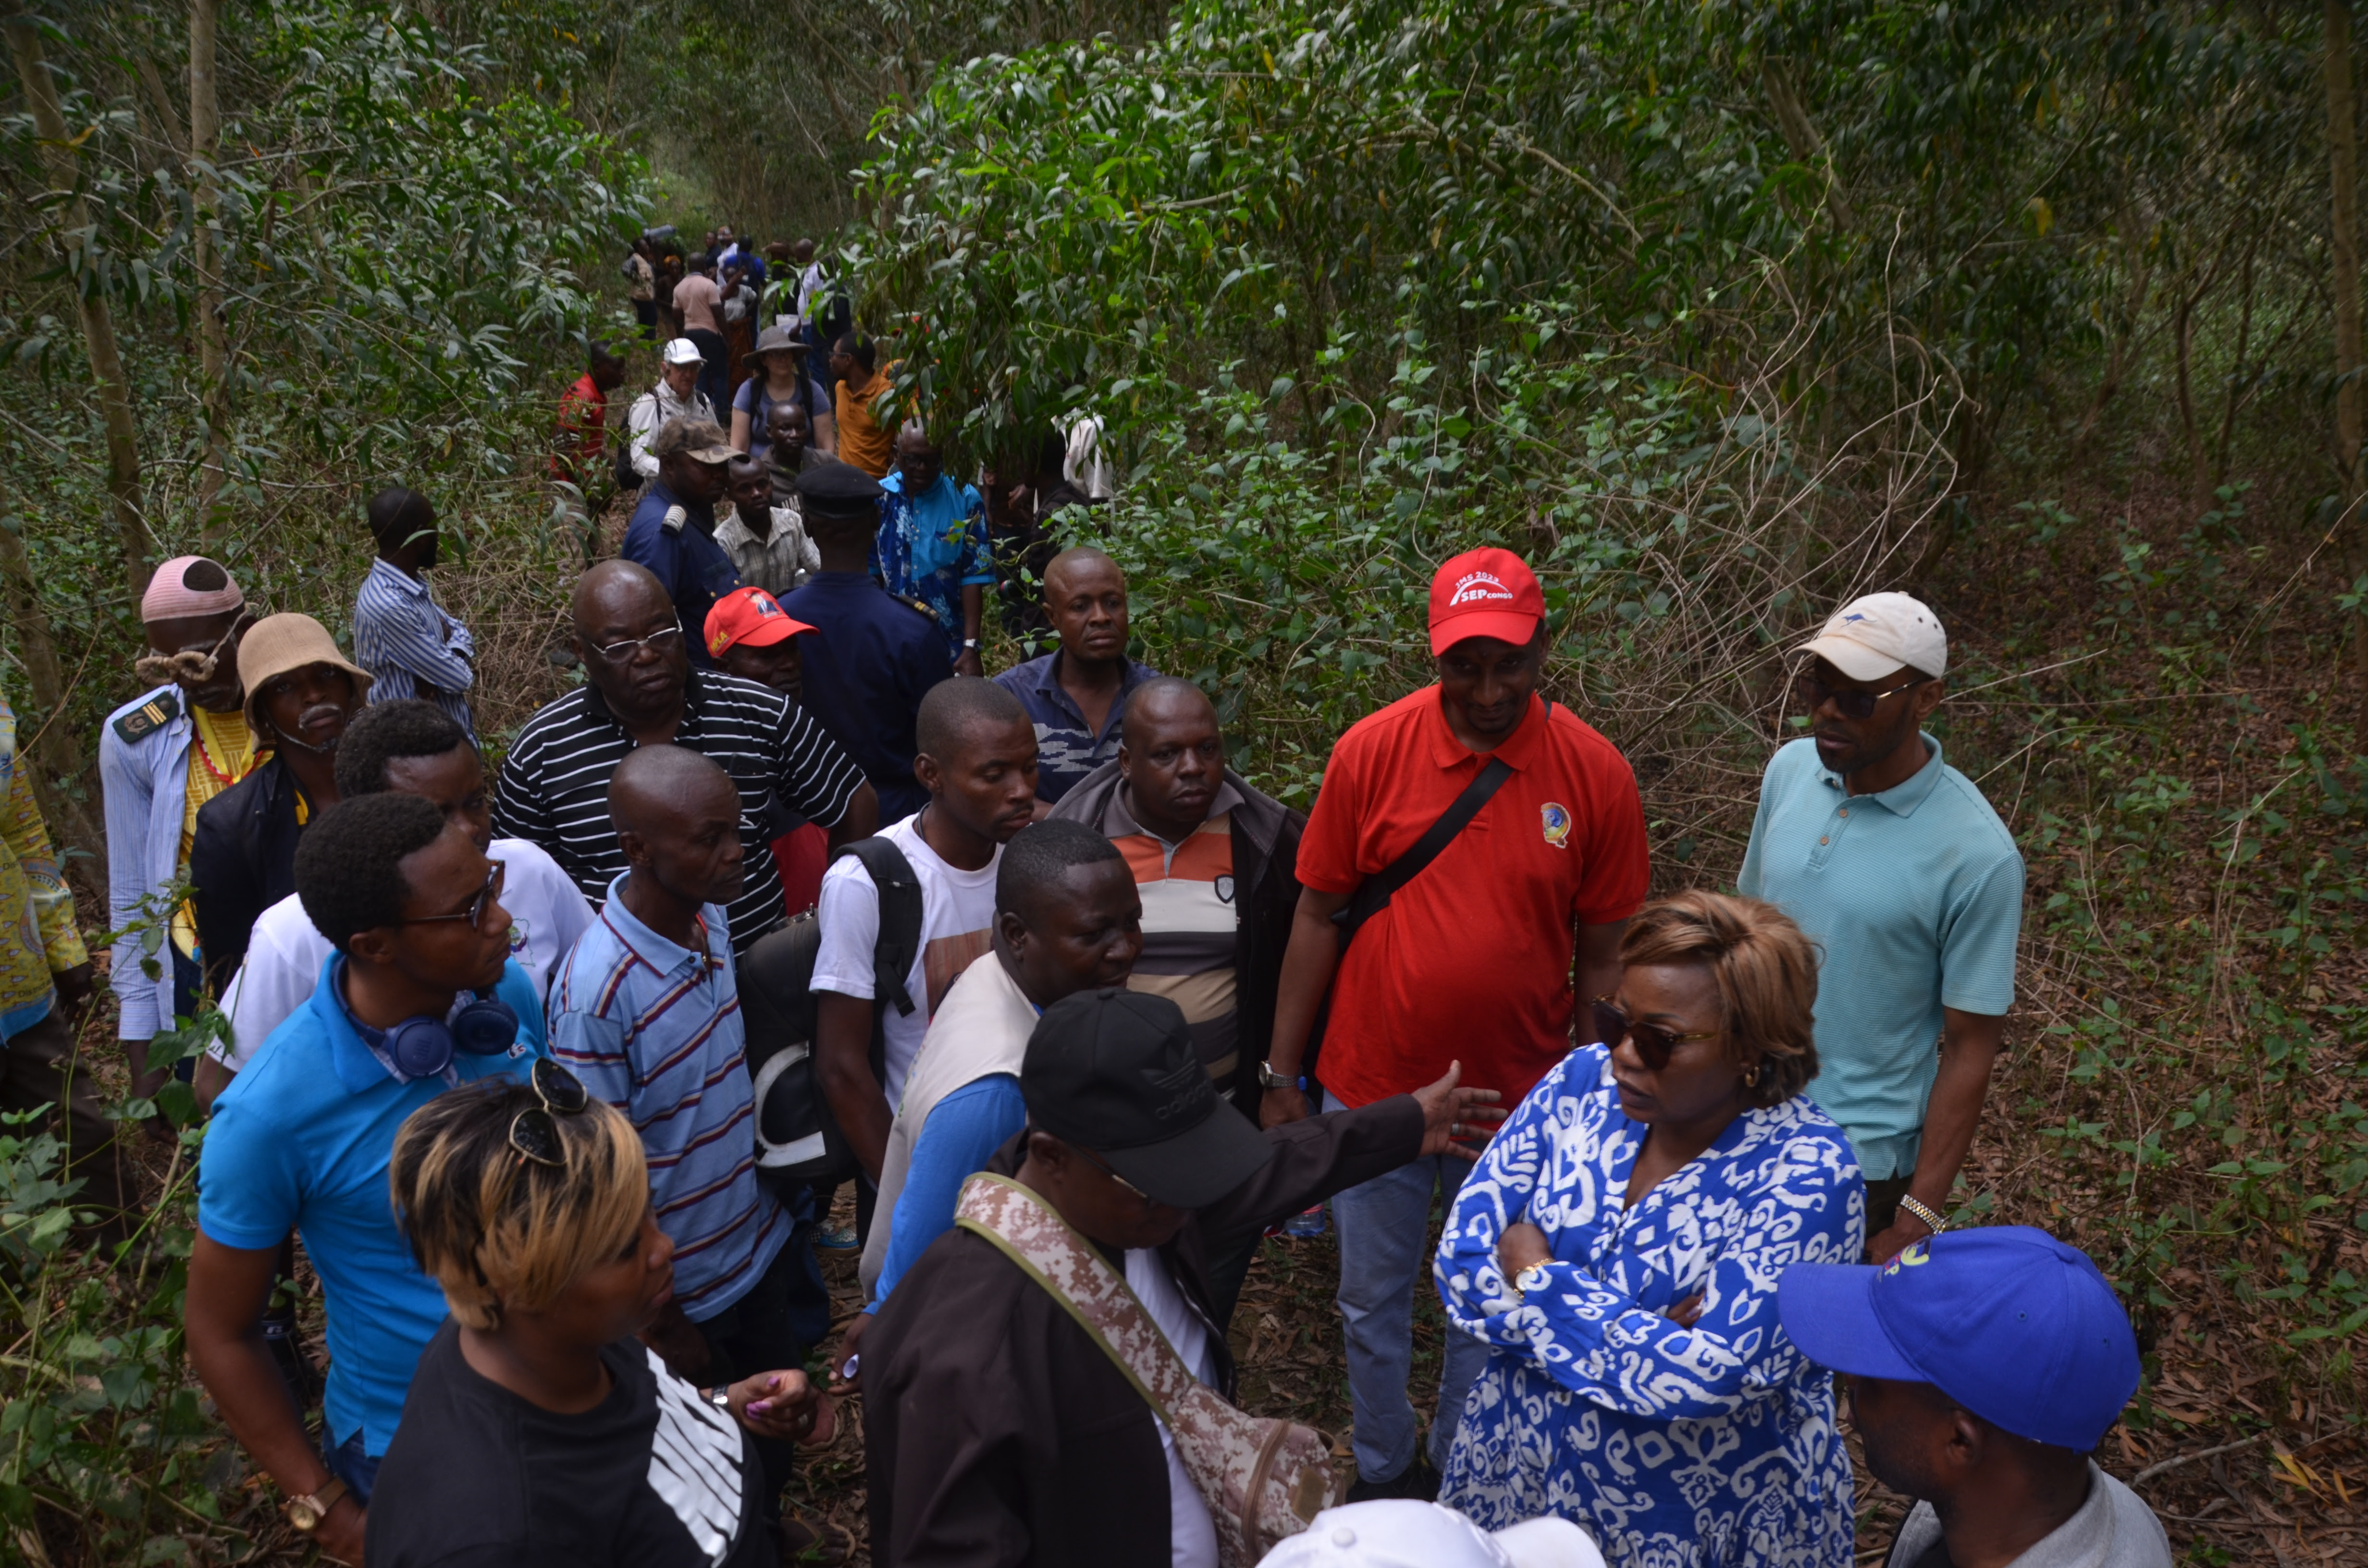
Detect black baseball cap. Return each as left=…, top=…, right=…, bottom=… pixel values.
left=795, top=458, right=884, bottom=518
left=1022, top=989, right=1272, bottom=1208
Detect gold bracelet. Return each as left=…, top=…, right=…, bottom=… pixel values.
left=1897, top=1194, right=1949, bottom=1235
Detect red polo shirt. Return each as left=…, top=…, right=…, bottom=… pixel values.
left=1297, top=687, right=1650, bottom=1110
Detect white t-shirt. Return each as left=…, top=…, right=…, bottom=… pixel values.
left=209, top=838, right=596, bottom=1070
left=1125, top=1248, right=1221, bottom=1568
left=809, top=812, right=999, bottom=1110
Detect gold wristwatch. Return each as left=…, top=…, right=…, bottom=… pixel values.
left=285, top=1475, right=349, bottom=1532
left=1897, top=1194, right=1949, bottom=1235
left=1511, top=1261, right=1552, bottom=1300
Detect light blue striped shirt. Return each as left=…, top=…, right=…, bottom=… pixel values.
left=1738, top=735, right=2023, bottom=1179
left=353, top=557, right=477, bottom=735
left=548, top=879, right=785, bottom=1321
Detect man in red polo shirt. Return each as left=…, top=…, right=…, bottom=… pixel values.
left=1259, top=546, right=1650, bottom=1500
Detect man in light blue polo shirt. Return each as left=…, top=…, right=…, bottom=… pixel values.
left=1739, top=592, right=2023, bottom=1265
left=546, top=744, right=806, bottom=1510
left=187, top=796, right=547, bottom=1560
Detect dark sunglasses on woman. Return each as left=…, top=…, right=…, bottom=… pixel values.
left=1592, top=999, right=1719, bottom=1072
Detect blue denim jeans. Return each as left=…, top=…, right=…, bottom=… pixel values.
left=1325, top=1091, right=1491, bottom=1482
left=322, top=1429, right=382, bottom=1504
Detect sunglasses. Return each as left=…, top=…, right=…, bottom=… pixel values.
left=1592, top=999, right=1720, bottom=1072
left=1073, top=1142, right=1155, bottom=1208
left=1791, top=669, right=1928, bottom=723
left=398, top=860, right=506, bottom=933
left=510, top=1058, right=592, bottom=1167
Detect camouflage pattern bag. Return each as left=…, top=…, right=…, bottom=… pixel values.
left=954, top=1172, right=1342, bottom=1566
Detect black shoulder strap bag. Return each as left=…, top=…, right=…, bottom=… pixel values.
left=1332, top=701, right=1548, bottom=950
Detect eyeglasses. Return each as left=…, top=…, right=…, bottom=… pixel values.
left=398, top=861, right=506, bottom=932
left=1591, top=999, right=1721, bottom=1072
left=588, top=626, right=684, bottom=664
left=1791, top=669, right=1927, bottom=722
left=1072, top=1141, right=1154, bottom=1207
left=510, top=1058, right=592, bottom=1167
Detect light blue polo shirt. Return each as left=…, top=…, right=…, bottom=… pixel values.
left=1737, top=735, right=2023, bottom=1179
left=198, top=953, right=548, bottom=1456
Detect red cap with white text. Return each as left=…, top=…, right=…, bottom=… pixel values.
left=1428, top=548, right=1544, bottom=656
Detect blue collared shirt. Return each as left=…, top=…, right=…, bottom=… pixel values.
left=990, top=649, right=1163, bottom=804
left=198, top=954, right=548, bottom=1455
left=354, top=557, right=477, bottom=735
left=1737, top=735, right=2024, bottom=1178
left=778, top=571, right=954, bottom=821
left=547, top=881, right=786, bottom=1321
left=623, top=481, right=743, bottom=668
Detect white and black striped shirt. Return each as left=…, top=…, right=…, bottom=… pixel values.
left=493, top=670, right=863, bottom=953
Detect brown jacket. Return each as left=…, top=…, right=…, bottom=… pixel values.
left=863, top=1096, right=1425, bottom=1568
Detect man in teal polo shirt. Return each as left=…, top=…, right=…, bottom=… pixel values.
left=1739, top=592, right=2023, bottom=1265
left=186, top=796, right=549, bottom=1560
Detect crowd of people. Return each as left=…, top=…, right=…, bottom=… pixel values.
left=0, top=233, right=2183, bottom=1568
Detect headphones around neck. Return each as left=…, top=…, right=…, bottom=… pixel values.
left=340, top=961, right=520, bottom=1078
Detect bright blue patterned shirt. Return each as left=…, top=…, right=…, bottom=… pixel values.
left=1435, top=1044, right=1865, bottom=1568
left=872, top=471, right=991, bottom=659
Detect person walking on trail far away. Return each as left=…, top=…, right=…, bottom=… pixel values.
left=185, top=796, right=551, bottom=1562
left=829, top=333, right=899, bottom=479
left=623, top=417, right=743, bottom=668
left=810, top=679, right=1038, bottom=1213
left=547, top=743, right=824, bottom=1513
left=198, top=698, right=594, bottom=1111
left=627, top=339, right=716, bottom=483
left=1259, top=546, right=1652, bottom=1502
left=780, top=462, right=954, bottom=822
left=1048, top=675, right=1309, bottom=1324
left=875, top=419, right=992, bottom=674
left=993, top=545, right=1161, bottom=804
left=1738, top=592, right=2024, bottom=1263
left=672, top=252, right=730, bottom=417
left=554, top=343, right=625, bottom=482
left=1779, top=1227, right=2169, bottom=1568
left=191, top=613, right=371, bottom=1004
left=104, top=555, right=258, bottom=1103
left=493, top=560, right=876, bottom=956
left=354, top=486, right=478, bottom=737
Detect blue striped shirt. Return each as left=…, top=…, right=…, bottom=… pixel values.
left=354, top=557, right=477, bottom=735
left=548, top=879, right=785, bottom=1321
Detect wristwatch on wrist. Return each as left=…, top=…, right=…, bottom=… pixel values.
left=707, top=1385, right=734, bottom=1416
left=1257, top=1060, right=1299, bottom=1091
left=1511, top=1261, right=1552, bottom=1300
left=962, top=637, right=979, bottom=649
left=1897, top=1194, right=1949, bottom=1235
left=285, top=1476, right=349, bottom=1533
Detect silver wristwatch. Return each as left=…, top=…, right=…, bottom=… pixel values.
left=1257, top=1060, right=1298, bottom=1090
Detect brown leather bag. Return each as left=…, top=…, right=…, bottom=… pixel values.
left=954, top=1173, right=1342, bottom=1566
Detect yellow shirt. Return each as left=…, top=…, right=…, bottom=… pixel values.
left=172, top=704, right=261, bottom=959
left=0, top=686, right=86, bottom=1029
left=835, top=362, right=903, bottom=478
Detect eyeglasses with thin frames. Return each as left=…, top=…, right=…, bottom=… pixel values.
left=510, top=1058, right=592, bottom=1167
left=397, top=860, right=506, bottom=933
left=588, top=627, right=685, bottom=664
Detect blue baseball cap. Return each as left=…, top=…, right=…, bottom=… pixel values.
left=1777, top=1226, right=2141, bottom=1452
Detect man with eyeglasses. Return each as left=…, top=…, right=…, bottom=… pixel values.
left=493, top=560, right=878, bottom=957
left=1739, top=592, right=2024, bottom=1265
left=187, top=795, right=551, bottom=1559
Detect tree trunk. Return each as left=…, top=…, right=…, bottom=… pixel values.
left=2328, top=0, right=2367, bottom=687
left=190, top=0, right=231, bottom=539
left=0, top=518, right=103, bottom=885
left=1760, top=55, right=1856, bottom=232
left=5, top=10, right=153, bottom=604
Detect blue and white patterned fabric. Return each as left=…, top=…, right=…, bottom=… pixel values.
left=1434, top=1044, right=1865, bottom=1568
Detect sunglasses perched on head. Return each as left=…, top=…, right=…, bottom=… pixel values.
left=1591, top=999, right=1720, bottom=1072
left=1790, top=670, right=1927, bottom=723
left=510, top=1058, right=592, bottom=1167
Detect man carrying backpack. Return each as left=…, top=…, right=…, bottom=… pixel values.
left=809, top=679, right=1039, bottom=1234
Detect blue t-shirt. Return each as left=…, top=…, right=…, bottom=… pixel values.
left=1737, top=735, right=2023, bottom=1179
left=622, top=481, right=742, bottom=669
left=868, top=1073, right=1028, bottom=1312
left=198, top=955, right=549, bottom=1456
left=778, top=571, right=954, bottom=822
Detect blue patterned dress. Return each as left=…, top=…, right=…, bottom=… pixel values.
left=1434, top=1044, right=1864, bottom=1568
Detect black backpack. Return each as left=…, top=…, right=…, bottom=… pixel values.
left=739, top=838, right=923, bottom=1192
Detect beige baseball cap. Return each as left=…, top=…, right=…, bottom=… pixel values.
left=1796, top=592, right=1948, bottom=681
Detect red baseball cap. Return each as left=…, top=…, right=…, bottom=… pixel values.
left=704, top=586, right=816, bottom=659
left=1428, top=548, right=1543, bottom=655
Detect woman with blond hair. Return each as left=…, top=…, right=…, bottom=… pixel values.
left=365, top=1064, right=825, bottom=1568
left=1434, top=892, right=1864, bottom=1568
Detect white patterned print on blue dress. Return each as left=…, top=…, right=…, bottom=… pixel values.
left=1433, top=1043, right=1865, bottom=1568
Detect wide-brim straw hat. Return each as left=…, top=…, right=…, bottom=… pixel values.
left=237, top=613, right=373, bottom=738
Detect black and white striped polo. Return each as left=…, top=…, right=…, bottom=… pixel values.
left=493, top=668, right=863, bottom=952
